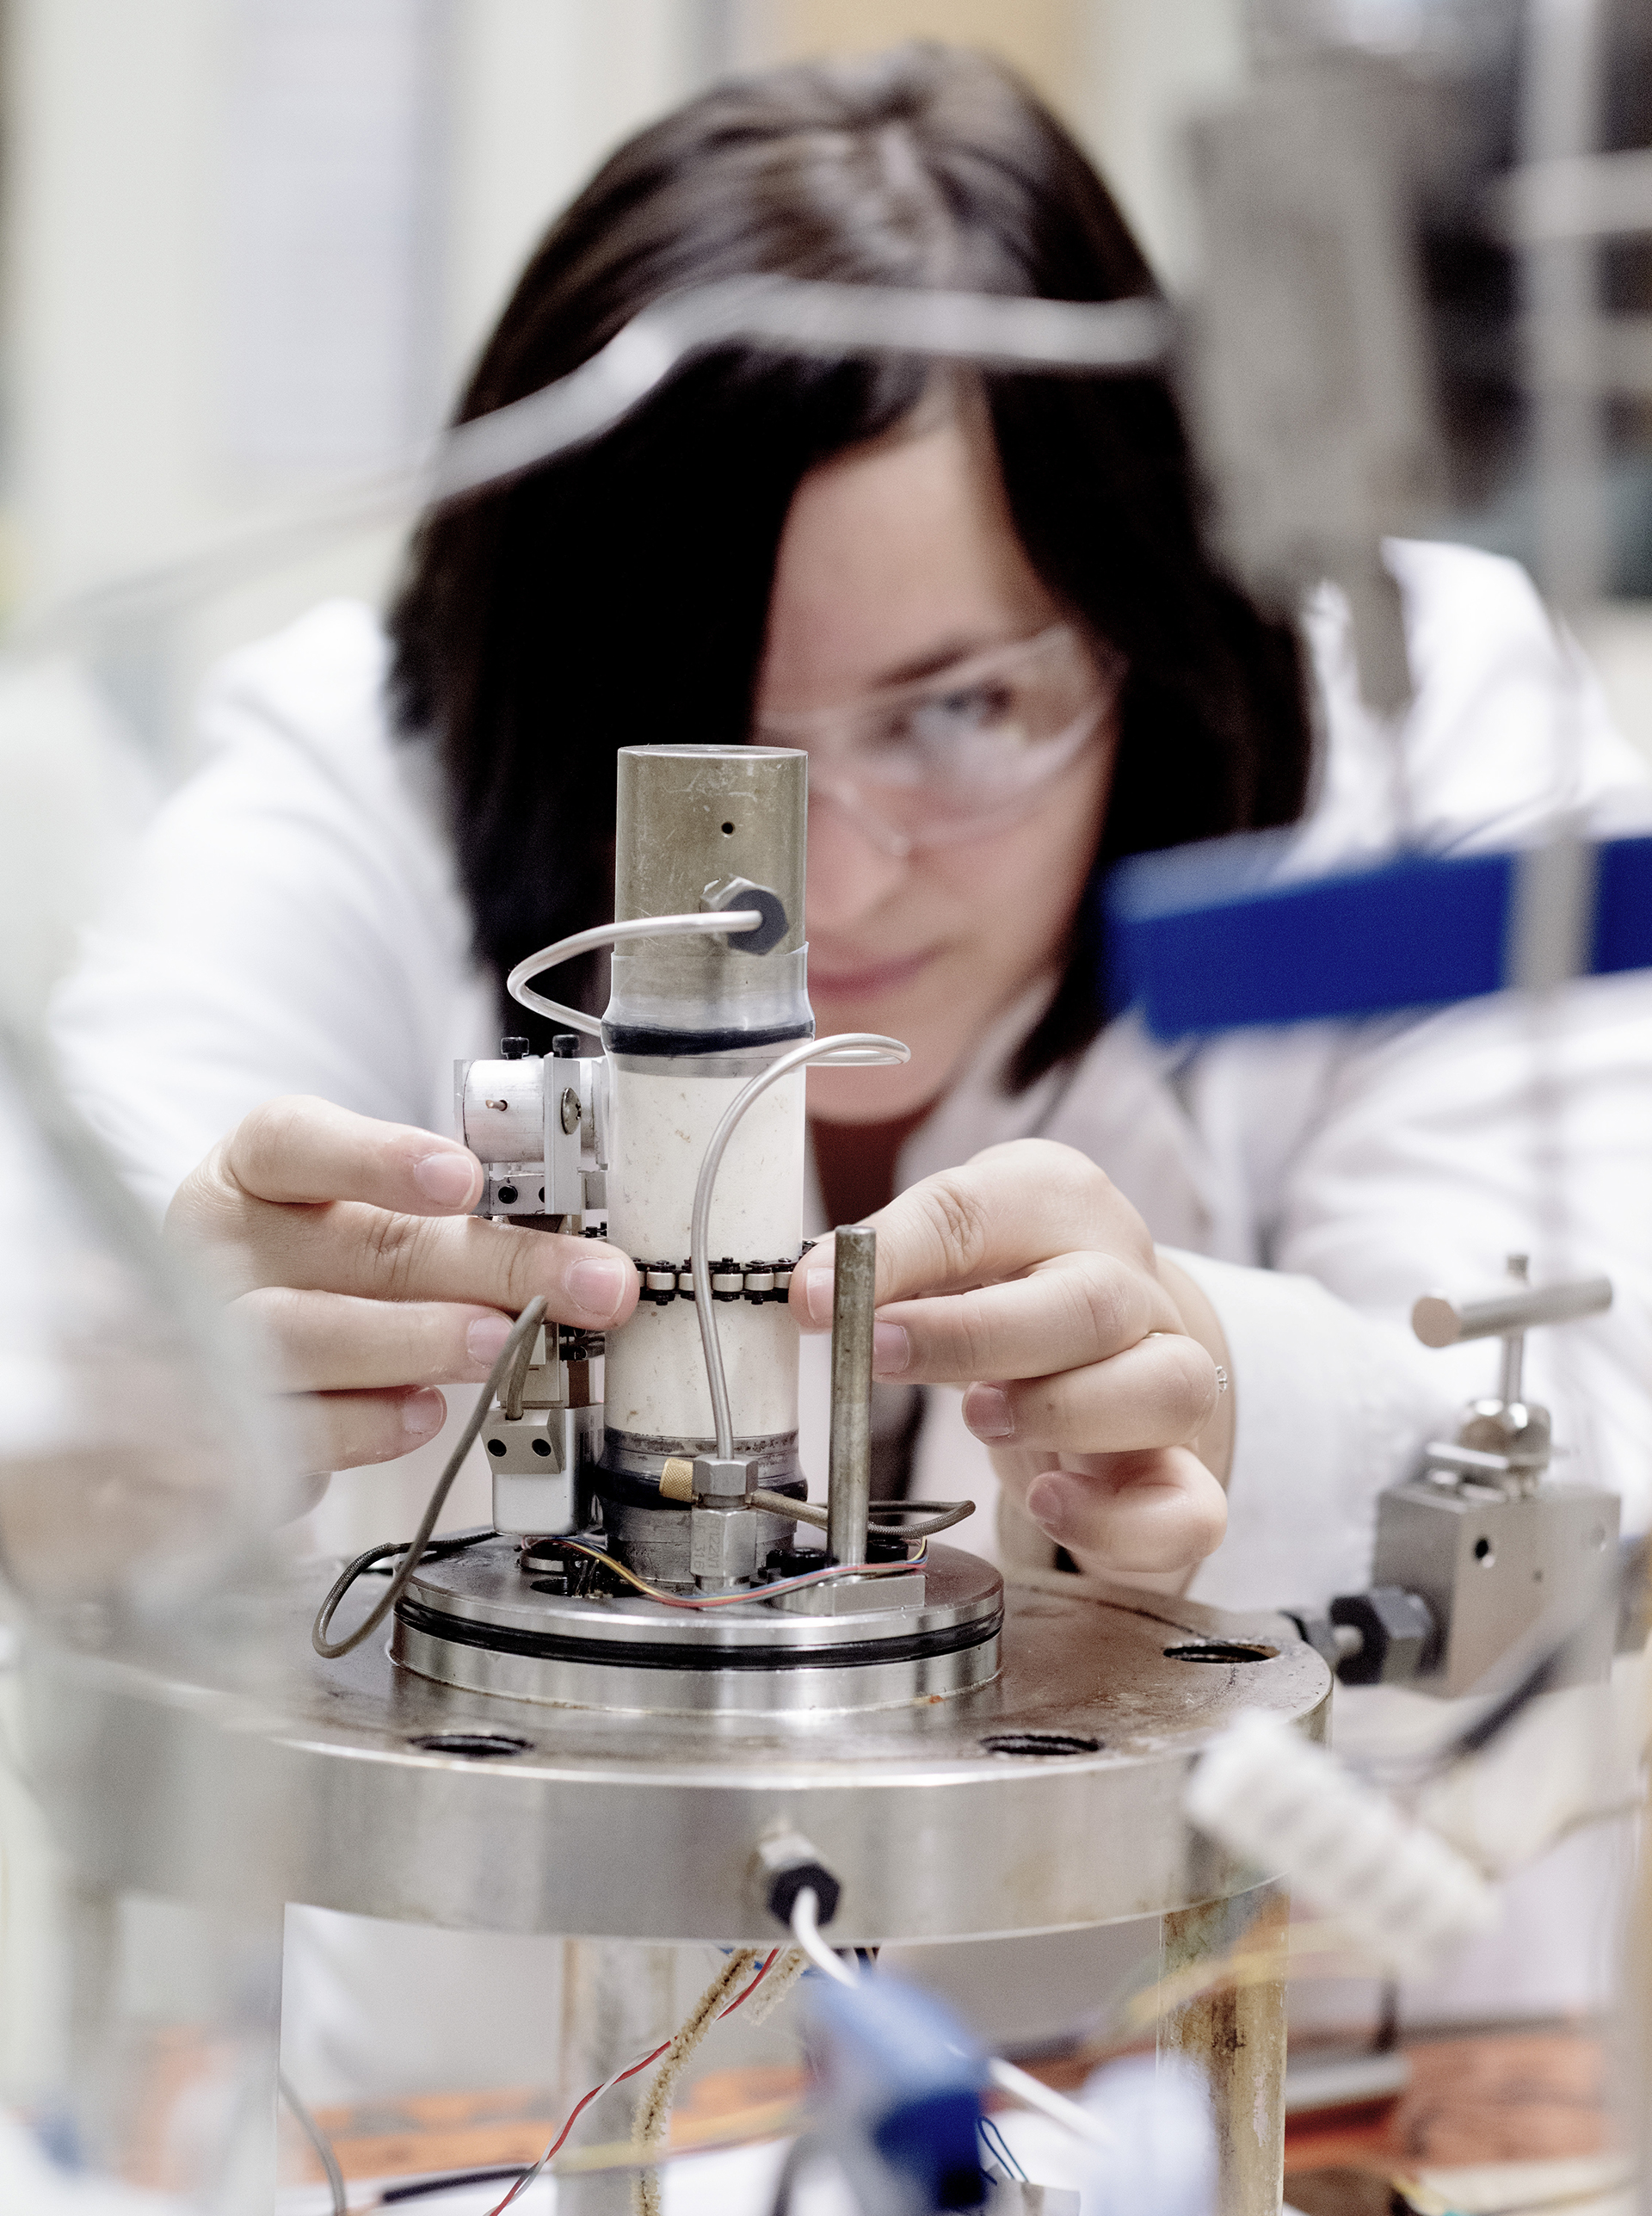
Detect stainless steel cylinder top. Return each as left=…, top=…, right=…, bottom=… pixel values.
left=605, top=744, right=811, bottom=1055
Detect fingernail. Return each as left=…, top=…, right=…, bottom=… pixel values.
left=804, top=1267, right=834, bottom=1327
left=569, top=1254, right=631, bottom=1318
left=402, top=1387, right=444, bottom=1442
left=963, top=1384, right=1014, bottom=1441
left=1026, top=1472, right=1081, bottom=1542
left=872, top=1321, right=910, bottom=1375
left=413, top=1151, right=478, bottom=1207
left=466, top=1314, right=513, bottom=1366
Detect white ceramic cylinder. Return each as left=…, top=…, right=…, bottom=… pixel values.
left=603, top=1063, right=804, bottom=1447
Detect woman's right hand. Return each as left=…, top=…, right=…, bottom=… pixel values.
left=165, top=1096, right=638, bottom=1474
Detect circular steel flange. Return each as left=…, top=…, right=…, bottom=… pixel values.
left=22, top=1564, right=1330, bottom=1946
left=392, top=1538, right=1002, bottom=1715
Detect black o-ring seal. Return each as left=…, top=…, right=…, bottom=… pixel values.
left=395, top=1597, right=1002, bottom=1676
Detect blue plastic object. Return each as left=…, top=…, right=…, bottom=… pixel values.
left=1104, top=830, right=1652, bottom=1039
left=807, top=1976, right=987, bottom=2214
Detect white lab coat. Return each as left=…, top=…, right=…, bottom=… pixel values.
left=48, top=539, right=1652, bottom=2066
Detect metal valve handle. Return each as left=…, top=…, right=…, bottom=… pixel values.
left=1412, top=1256, right=1613, bottom=1491
left=1411, top=1272, right=1612, bottom=1348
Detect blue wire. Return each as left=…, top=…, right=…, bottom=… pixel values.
left=979, top=2114, right=1026, bottom=2182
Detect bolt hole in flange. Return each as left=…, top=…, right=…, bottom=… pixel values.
left=1163, top=1641, right=1278, bottom=1664
left=980, top=1731, right=1102, bottom=1758
left=409, top=1732, right=533, bottom=1760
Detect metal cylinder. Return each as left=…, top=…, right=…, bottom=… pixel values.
left=1411, top=1274, right=1612, bottom=1348
left=556, top=1940, right=680, bottom=2216
left=827, top=1227, right=876, bottom=1566
left=1156, top=1880, right=1289, bottom=2215
left=460, top=1058, right=545, bottom=1162
left=607, top=745, right=810, bottom=1054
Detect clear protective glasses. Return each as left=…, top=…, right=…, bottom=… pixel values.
left=754, top=622, right=1126, bottom=856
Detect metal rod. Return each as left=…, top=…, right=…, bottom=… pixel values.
left=1499, top=1330, right=1526, bottom=1406
left=827, top=1227, right=876, bottom=1566
left=1410, top=1274, right=1612, bottom=1347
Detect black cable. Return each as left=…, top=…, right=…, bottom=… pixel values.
left=311, top=1296, right=547, bottom=1658
left=1440, top=1631, right=1572, bottom=1763
left=279, top=2068, right=347, bottom=2216
left=379, top=2164, right=527, bottom=2206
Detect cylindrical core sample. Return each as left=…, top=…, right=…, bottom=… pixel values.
left=827, top=1227, right=877, bottom=1566
left=607, top=744, right=811, bottom=1056
left=603, top=1059, right=804, bottom=1453
left=599, top=744, right=813, bottom=1534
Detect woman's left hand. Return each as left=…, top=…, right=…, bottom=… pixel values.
left=789, top=1139, right=1231, bottom=1583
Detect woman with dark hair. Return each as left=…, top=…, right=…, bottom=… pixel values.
left=52, top=40, right=1652, bottom=2046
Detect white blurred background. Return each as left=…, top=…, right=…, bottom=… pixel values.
left=0, top=0, right=1253, bottom=781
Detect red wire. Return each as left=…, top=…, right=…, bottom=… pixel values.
left=484, top=1946, right=783, bottom=2213
left=723, top=1947, right=780, bottom=2014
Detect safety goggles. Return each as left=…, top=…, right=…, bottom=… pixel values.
left=753, top=624, right=1125, bottom=856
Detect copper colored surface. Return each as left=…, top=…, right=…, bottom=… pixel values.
left=278, top=2024, right=1613, bottom=2192
left=1284, top=2026, right=1612, bottom=2173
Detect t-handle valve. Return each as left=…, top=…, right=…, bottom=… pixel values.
left=1412, top=1255, right=1612, bottom=1494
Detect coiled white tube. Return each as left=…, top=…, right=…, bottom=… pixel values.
left=1184, top=1712, right=1500, bottom=1979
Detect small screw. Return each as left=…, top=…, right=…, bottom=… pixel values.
left=560, top=1087, right=581, bottom=1135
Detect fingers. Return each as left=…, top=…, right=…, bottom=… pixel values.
left=177, top=1182, right=637, bottom=1327
left=293, top=1384, right=449, bottom=1475
left=225, top=1096, right=483, bottom=1214
left=863, top=1251, right=1183, bottom=1386
left=1001, top=1446, right=1229, bottom=1575
left=959, top=1333, right=1219, bottom=1453
left=166, top=1098, right=637, bottom=1327
left=253, top=1207, right=637, bottom=1324
left=792, top=1140, right=1152, bottom=1320
left=235, top=1287, right=518, bottom=1393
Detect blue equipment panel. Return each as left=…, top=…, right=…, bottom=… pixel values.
left=1104, top=831, right=1652, bottom=1038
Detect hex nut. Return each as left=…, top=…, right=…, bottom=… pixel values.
left=1328, top=1586, right=1436, bottom=1685
left=692, top=1454, right=760, bottom=1502
left=753, top=1829, right=841, bottom=1928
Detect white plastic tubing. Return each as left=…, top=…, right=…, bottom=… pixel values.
left=1184, top=1711, right=1500, bottom=1980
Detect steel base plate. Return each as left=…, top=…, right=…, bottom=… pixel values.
left=392, top=1538, right=1002, bottom=1713
left=21, top=1562, right=1331, bottom=1946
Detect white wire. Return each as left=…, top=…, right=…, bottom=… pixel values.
left=986, top=2057, right=1117, bottom=2149
left=789, top=1886, right=860, bottom=1988
left=691, top=1032, right=909, bottom=1457
left=20, top=281, right=1168, bottom=652
left=505, top=910, right=761, bottom=1035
